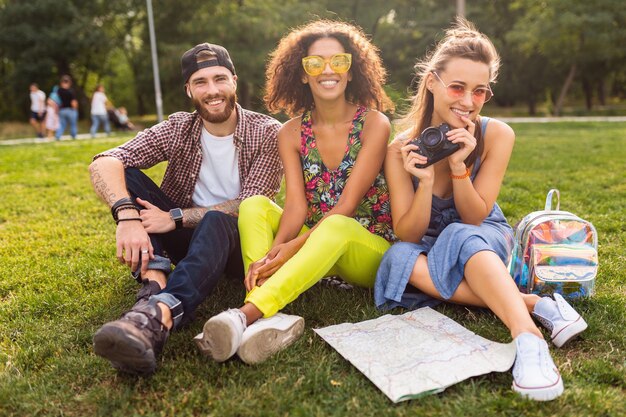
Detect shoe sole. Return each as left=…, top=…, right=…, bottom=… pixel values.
left=237, top=317, right=305, bottom=365
left=552, top=316, right=588, bottom=348
left=512, top=375, right=564, bottom=401
left=93, top=325, right=156, bottom=375
left=196, top=319, right=238, bottom=362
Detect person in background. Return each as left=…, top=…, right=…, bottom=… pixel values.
left=55, top=75, right=79, bottom=140
left=375, top=18, right=587, bottom=402
left=44, top=96, right=59, bottom=140
left=90, top=84, right=111, bottom=137
left=29, top=83, right=46, bottom=138
left=115, top=106, right=135, bottom=130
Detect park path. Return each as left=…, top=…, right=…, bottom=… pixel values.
left=2, top=116, right=626, bottom=146
left=0, top=132, right=112, bottom=146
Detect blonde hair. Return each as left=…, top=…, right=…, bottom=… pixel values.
left=398, top=18, right=500, bottom=166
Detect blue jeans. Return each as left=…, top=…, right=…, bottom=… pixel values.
left=56, top=107, right=78, bottom=139
left=90, top=114, right=110, bottom=137
left=124, top=168, right=243, bottom=329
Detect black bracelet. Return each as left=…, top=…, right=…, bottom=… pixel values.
left=114, top=205, right=140, bottom=217
left=115, top=217, right=142, bottom=225
left=111, top=197, right=134, bottom=221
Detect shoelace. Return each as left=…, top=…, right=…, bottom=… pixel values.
left=124, top=310, right=166, bottom=335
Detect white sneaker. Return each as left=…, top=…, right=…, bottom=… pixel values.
left=512, top=332, right=564, bottom=401
left=194, top=309, right=247, bottom=362
left=236, top=313, right=305, bottom=365
left=532, top=293, right=588, bottom=348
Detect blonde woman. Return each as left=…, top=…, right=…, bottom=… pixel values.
left=375, top=19, right=587, bottom=401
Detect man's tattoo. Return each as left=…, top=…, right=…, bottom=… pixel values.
left=184, top=207, right=208, bottom=228
left=183, top=200, right=241, bottom=228
left=211, top=199, right=241, bottom=217
left=89, top=165, right=116, bottom=206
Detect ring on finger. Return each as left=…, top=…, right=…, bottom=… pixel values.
left=141, top=249, right=149, bottom=254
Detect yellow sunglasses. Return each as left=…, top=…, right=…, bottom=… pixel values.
left=302, top=53, right=352, bottom=76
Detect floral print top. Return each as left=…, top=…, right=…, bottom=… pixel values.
left=300, top=106, right=395, bottom=242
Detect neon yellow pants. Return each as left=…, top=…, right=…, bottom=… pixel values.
left=238, top=195, right=391, bottom=317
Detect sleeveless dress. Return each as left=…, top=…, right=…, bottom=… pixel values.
left=374, top=117, right=514, bottom=309
left=300, top=106, right=395, bottom=242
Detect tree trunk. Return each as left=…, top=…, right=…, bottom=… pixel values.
left=582, top=77, right=593, bottom=110
left=136, top=93, right=145, bottom=116
left=239, top=81, right=251, bottom=109
left=56, top=59, right=71, bottom=78
left=351, top=0, right=361, bottom=19
left=554, top=64, right=576, bottom=116
left=528, top=98, right=536, bottom=116
left=597, top=79, right=606, bottom=106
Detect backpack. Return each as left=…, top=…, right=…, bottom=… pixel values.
left=509, top=189, right=598, bottom=299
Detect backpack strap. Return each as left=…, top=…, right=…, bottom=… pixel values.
left=480, top=116, right=490, bottom=134
left=545, top=189, right=560, bottom=211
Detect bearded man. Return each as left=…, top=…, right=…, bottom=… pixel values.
left=89, top=43, right=282, bottom=375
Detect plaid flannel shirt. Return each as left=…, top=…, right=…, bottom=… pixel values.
left=94, top=104, right=282, bottom=208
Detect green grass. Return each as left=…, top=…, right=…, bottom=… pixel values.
left=1, top=123, right=625, bottom=417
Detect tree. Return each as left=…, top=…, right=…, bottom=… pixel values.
left=0, top=0, right=118, bottom=118
left=509, top=0, right=626, bottom=115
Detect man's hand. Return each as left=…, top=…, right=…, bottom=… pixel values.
left=115, top=216, right=153, bottom=276
left=137, top=197, right=175, bottom=233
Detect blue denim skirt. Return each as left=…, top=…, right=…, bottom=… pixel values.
left=374, top=220, right=513, bottom=310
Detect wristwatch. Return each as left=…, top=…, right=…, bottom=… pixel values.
left=169, top=208, right=184, bottom=230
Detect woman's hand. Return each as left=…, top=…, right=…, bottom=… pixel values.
left=245, top=257, right=269, bottom=291
left=400, top=141, right=435, bottom=184
left=244, top=238, right=304, bottom=291
left=446, top=115, right=476, bottom=170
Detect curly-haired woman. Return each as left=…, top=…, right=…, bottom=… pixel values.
left=195, top=19, right=395, bottom=364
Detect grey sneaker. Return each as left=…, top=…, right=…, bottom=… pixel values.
left=532, top=293, right=588, bottom=348
left=237, top=313, right=304, bottom=365
left=194, top=309, right=247, bottom=362
left=512, top=332, right=564, bottom=401
left=93, top=298, right=169, bottom=375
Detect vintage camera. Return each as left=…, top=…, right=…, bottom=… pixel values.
left=408, top=123, right=459, bottom=168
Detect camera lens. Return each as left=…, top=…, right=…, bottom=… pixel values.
left=421, top=128, right=443, bottom=150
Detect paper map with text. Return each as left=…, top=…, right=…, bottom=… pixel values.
left=314, top=307, right=516, bottom=402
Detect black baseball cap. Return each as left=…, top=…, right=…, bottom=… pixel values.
left=181, top=43, right=236, bottom=83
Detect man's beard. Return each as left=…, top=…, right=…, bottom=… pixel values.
left=194, top=93, right=237, bottom=123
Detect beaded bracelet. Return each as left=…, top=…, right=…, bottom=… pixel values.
left=115, top=218, right=142, bottom=225
left=450, top=167, right=470, bottom=180
left=115, top=205, right=140, bottom=216
left=111, top=198, right=135, bottom=221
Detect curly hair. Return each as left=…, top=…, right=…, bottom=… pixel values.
left=264, top=19, right=393, bottom=117
left=397, top=18, right=500, bottom=167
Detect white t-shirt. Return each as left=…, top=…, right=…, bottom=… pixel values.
left=192, top=128, right=240, bottom=207
left=30, top=90, right=46, bottom=112
left=91, top=91, right=108, bottom=115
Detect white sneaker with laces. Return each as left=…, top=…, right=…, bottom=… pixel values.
left=236, top=313, right=305, bottom=365
left=532, top=293, right=588, bottom=348
left=194, top=309, right=247, bottom=362
left=512, top=332, right=564, bottom=401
